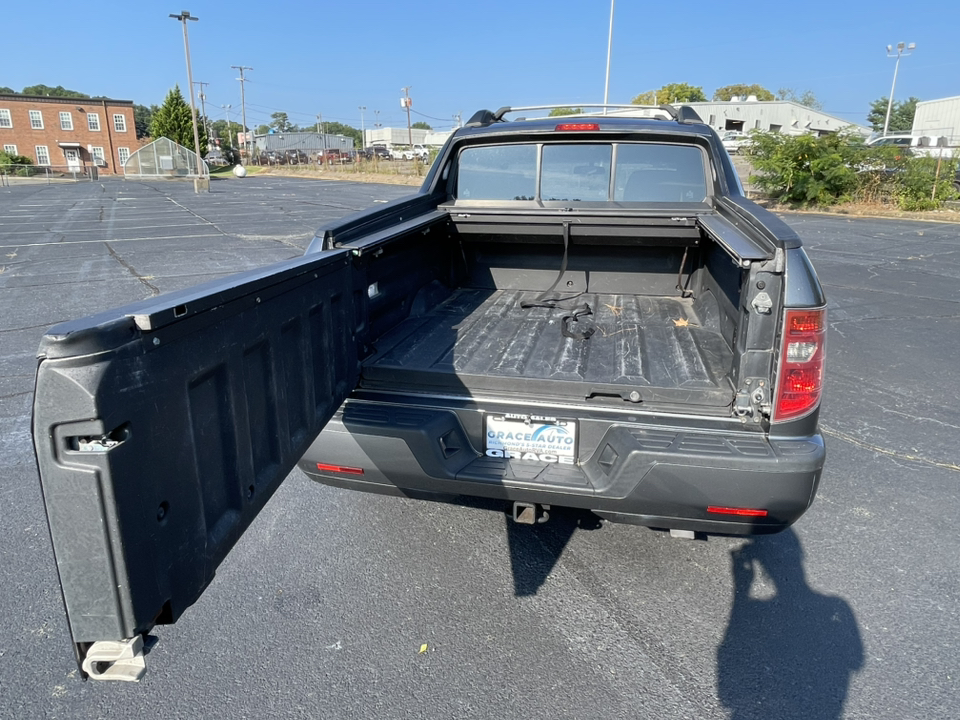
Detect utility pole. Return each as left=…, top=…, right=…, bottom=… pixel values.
left=169, top=11, right=206, bottom=187
left=317, top=113, right=326, bottom=161
left=232, top=65, right=253, bottom=164
left=193, top=80, right=210, bottom=138
left=358, top=106, right=366, bottom=148
left=401, top=86, right=413, bottom=148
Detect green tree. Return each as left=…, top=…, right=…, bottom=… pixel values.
left=632, top=83, right=707, bottom=105
left=270, top=112, right=296, bottom=132
left=412, top=121, right=433, bottom=130
left=866, top=96, right=919, bottom=133
left=21, top=84, right=90, bottom=98
left=548, top=107, right=582, bottom=116
left=0, top=86, right=15, bottom=94
left=319, top=121, right=362, bottom=148
left=713, top=84, right=775, bottom=101
left=256, top=124, right=270, bottom=135
left=776, top=88, right=822, bottom=110
left=134, top=104, right=158, bottom=139
left=150, top=85, right=208, bottom=156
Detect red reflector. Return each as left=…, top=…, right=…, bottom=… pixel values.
left=555, top=123, right=600, bottom=131
left=315, top=463, right=364, bottom=475
left=707, top=506, right=768, bottom=517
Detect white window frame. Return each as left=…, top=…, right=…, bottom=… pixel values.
left=59, top=111, right=74, bottom=130
left=35, top=145, right=50, bottom=166
left=117, top=147, right=130, bottom=164
left=3, top=144, right=17, bottom=155
left=0, top=109, right=11, bottom=128
left=29, top=110, right=44, bottom=129
left=87, top=113, right=100, bottom=131
left=113, top=114, right=127, bottom=132
left=91, top=146, right=105, bottom=164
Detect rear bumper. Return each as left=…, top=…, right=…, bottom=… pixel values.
left=298, top=402, right=825, bottom=535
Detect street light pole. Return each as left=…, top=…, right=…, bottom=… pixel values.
left=221, top=104, right=233, bottom=152
left=359, top=106, right=366, bottom=148
left=883, top=41, right=915, bottom=137
left=169, top=11, right=205, bottom=182
left=603, top=0, right=615, bottom=113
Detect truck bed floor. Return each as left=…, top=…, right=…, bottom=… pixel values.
left=362, top=288, right=735, bottom=406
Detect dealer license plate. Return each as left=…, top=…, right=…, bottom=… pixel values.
left=484, top=413, right=577, bottom=465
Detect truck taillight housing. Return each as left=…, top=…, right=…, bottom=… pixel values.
left=773, top=307, right=827, bottom=422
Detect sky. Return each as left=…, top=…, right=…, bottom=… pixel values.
left=4, top=0, right=959, bottom=134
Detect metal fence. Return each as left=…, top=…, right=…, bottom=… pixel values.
left=0, top=164, right=100, bottom=186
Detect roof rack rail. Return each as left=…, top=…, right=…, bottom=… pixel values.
left=462, top=104, right=704, bottom=127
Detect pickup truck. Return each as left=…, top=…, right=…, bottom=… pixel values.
left=32, top=104, right=826, bottom=681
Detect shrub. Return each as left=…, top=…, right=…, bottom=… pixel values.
left=896, top=155, right=959, bottom=211
left=746, top=131, right=860, bottom=206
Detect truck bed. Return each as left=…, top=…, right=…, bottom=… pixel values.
left=362, top=288, right=735, bottom=407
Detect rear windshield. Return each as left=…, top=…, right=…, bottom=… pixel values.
left=456, top=142, right=708, bottom=203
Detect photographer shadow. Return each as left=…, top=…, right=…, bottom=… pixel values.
left=717, top=529, right=863, bottom=720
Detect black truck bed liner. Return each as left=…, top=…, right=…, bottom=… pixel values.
left=362, top=288, right=735, bottom=406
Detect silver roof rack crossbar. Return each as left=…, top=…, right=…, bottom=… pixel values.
left=463, top=104, right=703, bottom=127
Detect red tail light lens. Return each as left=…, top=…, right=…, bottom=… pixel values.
left=774, top=307, right=827, bottom=422
left=555, top=123, right=600, bottom=131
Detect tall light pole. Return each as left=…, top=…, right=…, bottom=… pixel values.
left=232, top=65, right=253, bottom=164
left=358, top=106, right=366, bottom=148
left=221, top=104, right=233, bottom=151
left=883, top=41, right=916, bottom=137
left=169, top=11, right=205, bottom=181
left=603, top=0, right=615, bottom=113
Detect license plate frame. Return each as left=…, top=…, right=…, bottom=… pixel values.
left=484, top=413, right=578, bottom=464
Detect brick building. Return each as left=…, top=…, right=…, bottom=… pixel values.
left=0, top=94, right=138, bottom=174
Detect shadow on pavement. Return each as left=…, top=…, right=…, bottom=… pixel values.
left=716, top=529, right=863, bottom=720
left=504, top=507, right=603, bottom=597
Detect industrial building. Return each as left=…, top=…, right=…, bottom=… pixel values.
left=0, top=93, right=137, bottom=174
left=364, top=127, right=454, bottom=150
left=911, top=96, right=960, bottom=144
left=605, top=99, right=870, bottom=137
left=252, top=130, right=355, bottom=155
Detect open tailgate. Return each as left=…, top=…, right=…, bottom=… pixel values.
left=32, top=248, right=360, bottom=679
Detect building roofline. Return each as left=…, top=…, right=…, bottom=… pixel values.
left=0, top=94, right=134, bottom=105
left=915, top=95, right=960, bottom=106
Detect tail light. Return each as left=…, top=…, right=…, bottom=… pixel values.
left=773, top=307, right=827, bottom=422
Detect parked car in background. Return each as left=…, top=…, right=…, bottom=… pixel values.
left=257, top=150, right=285, bottom=165
left=400, top=144, right=430, bottom=161
left=204, top=149, right=228, bottom=167
left=721, top=131, right=751, bottom=154
left=284, top=149, right=309, bottom=165
left=362, top=145, right=392, bottom=160
left=320, top=149, right=346, bottom=164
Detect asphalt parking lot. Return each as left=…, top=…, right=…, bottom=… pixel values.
left=2, top=177, right=958, bottom=719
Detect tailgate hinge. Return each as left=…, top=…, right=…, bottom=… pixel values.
left=81, top=636, right=147, bottom=682
left=734, top=378, right=772, bottom=423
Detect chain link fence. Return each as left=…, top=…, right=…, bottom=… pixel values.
left=0, top=164, right=100, bottom=186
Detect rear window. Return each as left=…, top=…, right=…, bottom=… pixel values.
left=456, top=142, right=707, bottom=203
